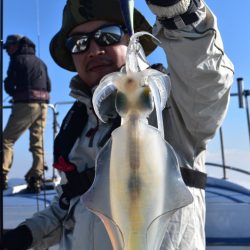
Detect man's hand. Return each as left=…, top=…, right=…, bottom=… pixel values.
left=145, top=0, right=200, bottom=29
left=146, top=0, right=184, bottom=7
left=1, top=225, right=33, bottom=250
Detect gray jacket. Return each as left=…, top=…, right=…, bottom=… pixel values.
left=23, top=2, right=234, bottom=250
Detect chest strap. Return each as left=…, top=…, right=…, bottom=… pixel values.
left=58, top=164, right=95, bottom=210
left=58, top=165, right=207, bottom=209
left=180, top=167, right=207, bottom=189
left=54, top=101, right=88, bottom=163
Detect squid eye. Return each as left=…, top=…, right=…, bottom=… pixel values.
left=115, top=92, right=128, bottom=116
left=137, top=87, right=154, bottom=113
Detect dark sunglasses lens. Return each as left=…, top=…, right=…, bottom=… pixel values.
left=66, top=26, right=124, bottom=53
left=95, top=26, right=123, bottom=46
left=66, top=35, right=88, bottom=53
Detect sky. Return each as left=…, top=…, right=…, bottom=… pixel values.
left=2, top=0, right=250, bottom=187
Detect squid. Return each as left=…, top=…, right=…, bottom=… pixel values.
left=81, top=31, right=193, bottom=249
left=81, top=1, right=193, bottom=249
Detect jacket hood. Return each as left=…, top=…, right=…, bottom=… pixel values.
left=13, top=37, right=36, bottom=56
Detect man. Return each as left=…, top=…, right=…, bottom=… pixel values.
left=2, top=35, right=51, bottom=193
left=1, top=0, right=234, bottom=249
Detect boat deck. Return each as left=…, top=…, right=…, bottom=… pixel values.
left=3, top=177, right=250, bottom=249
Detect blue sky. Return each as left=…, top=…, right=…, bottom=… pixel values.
left=2, top=0, right=250, bottom=187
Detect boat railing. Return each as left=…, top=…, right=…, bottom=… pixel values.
left=206, top=162, right=250, bottom=176
left=2, top=101, right=74, bottom=181
left=206, top=78, right=250, bottom=181
left=2, top=78, right=250, bottom=182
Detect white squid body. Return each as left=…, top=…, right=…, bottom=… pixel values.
left=81, top=32, right=193, bottom=250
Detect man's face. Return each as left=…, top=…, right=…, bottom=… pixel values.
left=69, top=20, right=129, bottom=88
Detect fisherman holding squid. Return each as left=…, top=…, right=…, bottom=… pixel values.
left=2, top=0, right=234, bottom=250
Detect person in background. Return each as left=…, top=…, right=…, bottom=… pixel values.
left=2, top=34, right=51, bottom=193
left=1, top=0, right=234, bottom=249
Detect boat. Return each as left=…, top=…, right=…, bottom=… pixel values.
left=206, top=169, right=250, bottom=249
left=2, top=1, right=250, bottom=248
left=3, top=164, right=250, bottom=250
left=2, top=91, right=250, bottom=249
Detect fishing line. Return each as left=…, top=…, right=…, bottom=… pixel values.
left=35, top=0, right=49, bottom=211
left=36, top=0, right=41, bottom=58
left=0, top=0, right=4, bottom=241
left=35, top=3, right=53, bottom=249
left=40, top=103, right=48, bottom=210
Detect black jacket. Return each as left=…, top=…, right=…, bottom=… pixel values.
left=4, top=37, right=51, bottom=103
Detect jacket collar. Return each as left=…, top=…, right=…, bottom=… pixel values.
left=69, top=66, right=124, bottom=106
left=69, top=75, right=94, bottom=106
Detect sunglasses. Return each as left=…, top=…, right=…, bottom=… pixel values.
left=66, top=24, right=126, bottom=54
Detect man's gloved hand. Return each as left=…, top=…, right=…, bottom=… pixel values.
left=146, top=0, right=201, bottom=29
left=146, top=0, right=189, bottom=8
left=1, top=225, right=33, bottom=250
